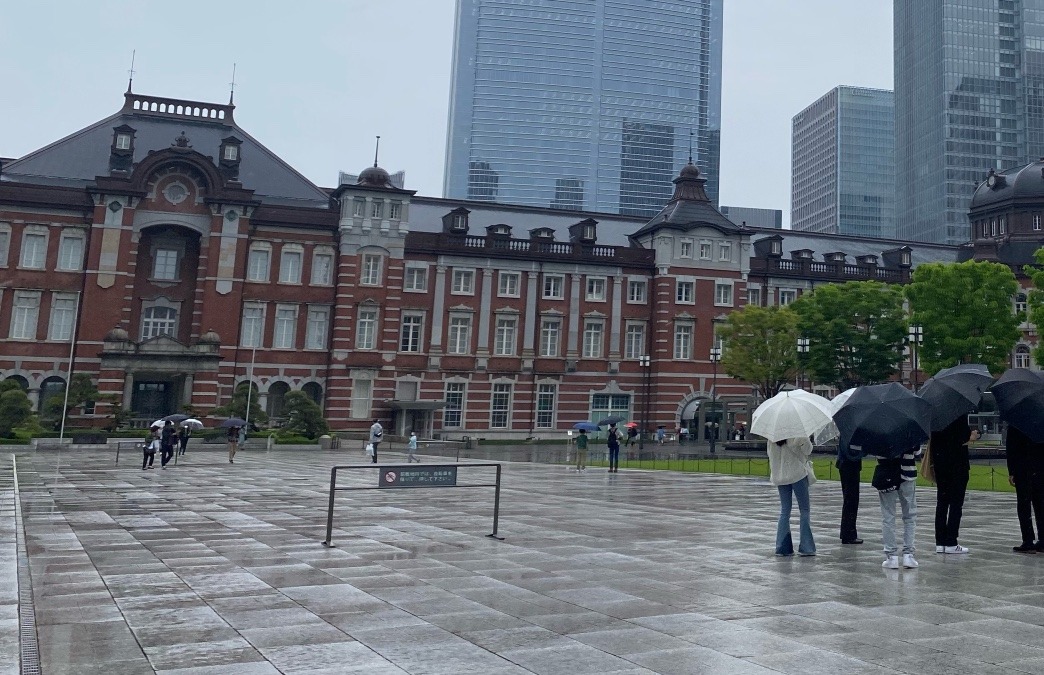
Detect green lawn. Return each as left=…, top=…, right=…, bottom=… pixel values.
left=585, top=456, right=1015, bottom=493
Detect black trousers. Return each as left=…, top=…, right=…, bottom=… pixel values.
left=1014, top=471, right=1044, bottom=544
left=142, top=449, right=155, bottom=469
left=935, top=473, right=969, bottom=547
left=160, top=445, right=174, bottom=466
left=371, top=443, right=379, bottom=464
left=608, top=445, right=620, bottom=471
left=838, top=459, right=861, bottom=542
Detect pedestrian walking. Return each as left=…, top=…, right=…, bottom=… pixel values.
left=1006, top=425, right=1044, bottom=553
left=369, top=419, right=383, bottom=464
left=142, top=426, right=159, bottom=470
left=227, top=425, right=240, bottom=464
left=177, top=425, right=191, bottom=456
left=656, top=426, right=666, bottom=445
left=930, top=417, right=977, bottom=554
left=627, top=426, right=638, bottom=447
left=160, top=420, right=176, bottom=468
left=875, top=444, right=923, bottom=569
left=406, top=431, right=419, bottom=463
left=606, top=423, right=621, bottom=473
left=575, top=428, right=588, bottom=472
left=768, top=436, right=816, bottom=556
left=837, top=454, right=863, bottom=544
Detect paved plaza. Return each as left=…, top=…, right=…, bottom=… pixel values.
left=3, top=446, right=1044, bottom=675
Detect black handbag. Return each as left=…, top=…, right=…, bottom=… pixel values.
left=871, top=459, right=902, bottom=493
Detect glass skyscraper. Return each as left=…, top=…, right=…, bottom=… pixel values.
left=896, top=0, right=1044, bottom=245
left=443, top=0, right=723, bottom=216
left=791, top=86, right=895, bottom=238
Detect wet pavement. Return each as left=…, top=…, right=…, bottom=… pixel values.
left=3, top=446, right=1044, bottom=674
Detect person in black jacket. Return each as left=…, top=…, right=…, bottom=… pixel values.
left=159, top=420, right=176, bottom=468
left=1006, top=425, right=1044, bottom=553
left=837, top=453, right=863, bottom=544
left=930, top=416, right=977, bottom=554
left=606, top=424, right=621, bottom=473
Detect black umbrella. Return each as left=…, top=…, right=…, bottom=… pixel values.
left=598, top=416, right=625, bottom=426
left=834, top=382, right=932, bottom=461
left=991, top=369, right=1044, bottom=442
left=163, top=413, right=190, bottom=424
left=918, top=363, right=993, bottom=432
left=219, top=418, right=247, bottom=428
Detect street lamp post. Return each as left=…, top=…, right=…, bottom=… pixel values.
left=639, top=354, right=651, bottom=451
left=796, top=336, right=810, bottom=390
left=709, top=343, right=721, bottom=455
left=908, top=324, right=923, bottom=392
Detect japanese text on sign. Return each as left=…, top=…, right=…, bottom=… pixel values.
left=378, top=466, right=459, bottom=488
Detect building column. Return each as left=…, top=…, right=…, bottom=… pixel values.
left=522, top=270, right=538, bottom=358
left=122, top=373, right=134, bottom=409
left=182, top=374, right=194, bottom=407
left=567, top=273, right=581, bottom=359
left=476, top=268, right=493, bottom=356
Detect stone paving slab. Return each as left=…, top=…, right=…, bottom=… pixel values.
left=3, top=447, right=1044, bottom=674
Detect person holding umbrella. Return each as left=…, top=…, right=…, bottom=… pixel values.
left=1006, top=425, right=1044, bottom=553
left=606, top=423, right=621, bottom=473
left=930, top=417, right=978, bottom=554
left=575, top=428, right=588, bottom=472
left=227, top=425, right=240, bottom=463
left=768, top=435, right=816, bottom=557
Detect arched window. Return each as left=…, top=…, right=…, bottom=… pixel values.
left=141, top=306, right=177, bottom=340
left=267, top=381, right=290, bottom=419
left=1015, top=345, right=1032, bottom=369
left=39, top=376, right=66, bottom=415
left=302, top=382, right=323, bottom=406
left=3, top=375, right=29, bottom=391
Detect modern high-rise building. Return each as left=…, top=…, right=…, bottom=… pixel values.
left=895, top=0, right=1044, bottom=245
left=719, top=206, right=783, bottom=229
left=443, top=0, right=723, bottom=217
left=791, top=86, right=895, bottom=239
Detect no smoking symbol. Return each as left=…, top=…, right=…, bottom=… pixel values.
left=384, top=471, right=397, bottom=483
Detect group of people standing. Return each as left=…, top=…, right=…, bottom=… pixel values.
left=769, top=414, right=1042, bottom=566
left=143, top=421, right=191, bottom=470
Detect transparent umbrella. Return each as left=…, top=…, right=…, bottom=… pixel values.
left=751, top=390, right=835, bottom=443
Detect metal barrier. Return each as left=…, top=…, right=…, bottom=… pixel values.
left=321, top=462, right=504, bottom=547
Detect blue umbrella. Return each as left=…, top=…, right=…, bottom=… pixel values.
left=572, top=422, right=599, bottom=431
left=219, top=418, right=247, bottom=428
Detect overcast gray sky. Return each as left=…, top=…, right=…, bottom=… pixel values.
left=1, top=1, right=893, bottom=226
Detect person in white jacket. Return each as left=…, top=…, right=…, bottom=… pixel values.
left=768, top=436, right=816, bottom=556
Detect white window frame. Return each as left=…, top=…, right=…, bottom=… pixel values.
left=152, top=248, right=180, bottom=281
left=535, top=383, right=557, bottom=429
left=443, top=381, right=466, bottom=428
left=310, top=247, right=334, bottom=286
left=223, top=144, right=238, bottom=161
left=748, top=287, right=762, bottom=306
left=1035, top=215, right=1042, bottom=231
left=719, top=242, right=732, bottom=262
left=624, top=322, right=645, bottom=360
left=279, top=246, right=303, bottom=284
left=115, top=133, right=132, bottom=150
left=676, top=279, right=695, bottom=304
left=586, top=276, right=607, bottom=302
left=779, top=288, right=798, bottom=306
left=715, top=281, right=734, bottom=307
left=305, top=305, right=329, bottom=350
left=674, top=323, right=693, bottom=360
left=273, top=304, right=298, bottom=349
left=356, top=307, right=378, bottom=350
left=350, top=378, right=373, bottom=420
left=543, top=274, right=564, bottom=299
left=627, top=279, right=646, bottom=304
left=141, top=303, right=178, bottom=341
left=370, top=200, right=384, bottom=219
left=0, top=223, right=11, bottom=267
left=352, top=198, right=366, bottom=218
left=498, top=271, right=521, bottom=298
left=240, top=303, right=265, bottom=347
left=404, top=264, right=429, bottom=292
left=1016, top=293, right=1028, bottom=315
left=490, top=382, right=512, bottom=429
left=494, top=316, right=517, bottom=356
left=360, top=253, right=382, bottom=286
left=400, top=313, right=424, bottom=353
left=680, top=239, right=694, bottom=259
left=451, top=268, right=475, bottom=295
left=699, top=241, right=712, bottom=260
left=1015, top=346, right=1031, bottom=369
left=582, top=319, right=604, bottom=359
left=10, top=290, right=41, bottom=340
left=48, top=292, right=77, bottom=341
left=448, top=315, right=472, bottom=355
left=540, top=318, right=560, bottom=357
left=57, top=231, right=85, bottom=271
left=20, top=227, right=47, bottom=270
left=389, top=201, right=402, bottom=220
left=246, top=244, right=271, bottom=282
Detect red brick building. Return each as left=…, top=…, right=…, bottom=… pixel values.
left=0, top=90, right=956, bottom=439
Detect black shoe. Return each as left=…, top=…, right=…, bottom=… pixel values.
left=1035, top=541, right=1044, bottom=552
left=842, top=539, right=864, bottom=545
left=1014, top=542, right=1037, bottom=553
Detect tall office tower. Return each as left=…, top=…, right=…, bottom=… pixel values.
left=791, top=86, right=896, bottom=238
left=443, top=0, right=723, bottom=216
left=896, top=0, right=1044, bottom=245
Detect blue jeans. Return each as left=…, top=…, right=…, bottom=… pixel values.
left=776, top=477, right=815, bottom=555
left=880, top=479, right=917, bottom=555
left=608, top=445, right=620, bottom=470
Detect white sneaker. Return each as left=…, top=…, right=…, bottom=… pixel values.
left=935, top=546, right=944, bottom=553
left=944, top=545, right=970, bottom=554
left=903, top=554, right=919, bottom=568
left=882, top=556, right=899, bottom=569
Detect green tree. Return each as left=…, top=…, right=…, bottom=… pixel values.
left=790, top=280, right=907, bottom=390
left=1025, top=249, right=1044, bottom=367
left=717, top=305, right=799, bottom=399
left=214, top=382, right=268, bottom=426
left=281, top=391, right=329, bottom=439
left=0, top=380, right=33, bottom=438
left=907, top=260, right=1021, bottom=375
left=43, top=373, right=99, bottom=420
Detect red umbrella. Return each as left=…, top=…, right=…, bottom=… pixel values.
left=625, top=422, right=639, bottom=428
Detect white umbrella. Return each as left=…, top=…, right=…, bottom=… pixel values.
left=788, top=389, right=840, bottom=444
left=831, top=388, right=858, bottom=412
left=180, top=418, right=204, bottom=431
left=751, top=390, right=835, bottom=443
left=149, top=419, right=166, bottom=429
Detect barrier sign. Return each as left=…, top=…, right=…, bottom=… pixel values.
left=379, top=466, right=458, bottom=488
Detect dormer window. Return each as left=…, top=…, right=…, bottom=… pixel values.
left=115, top=133, right=132, bottom=151
left=223, top=144, right=238, bottom=161
left=583, top=224, right=595, bottom=240
left=901, top=250, right=911, bottom=266
left=452, top=214, right=467, bottom=231
left=771, top=240, right=782, bottom=255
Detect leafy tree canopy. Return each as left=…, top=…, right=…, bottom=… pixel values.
left=43, top=373, right=98, bottom=418
left=907, top=260, right=1021, bottom=375
left=717, top=305, right=799, bottom=399
left=790, top=280, right=907, bottom=390
left=213, top=382, right=268, bottom=426
left=1024, top=249, right=1044, bottom=367
left=0, top=386, right=33, bottom=438
left=281, top=391, right=329, bottom=440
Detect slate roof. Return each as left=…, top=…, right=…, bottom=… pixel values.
left=1, top=93, right=331, bottom=208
